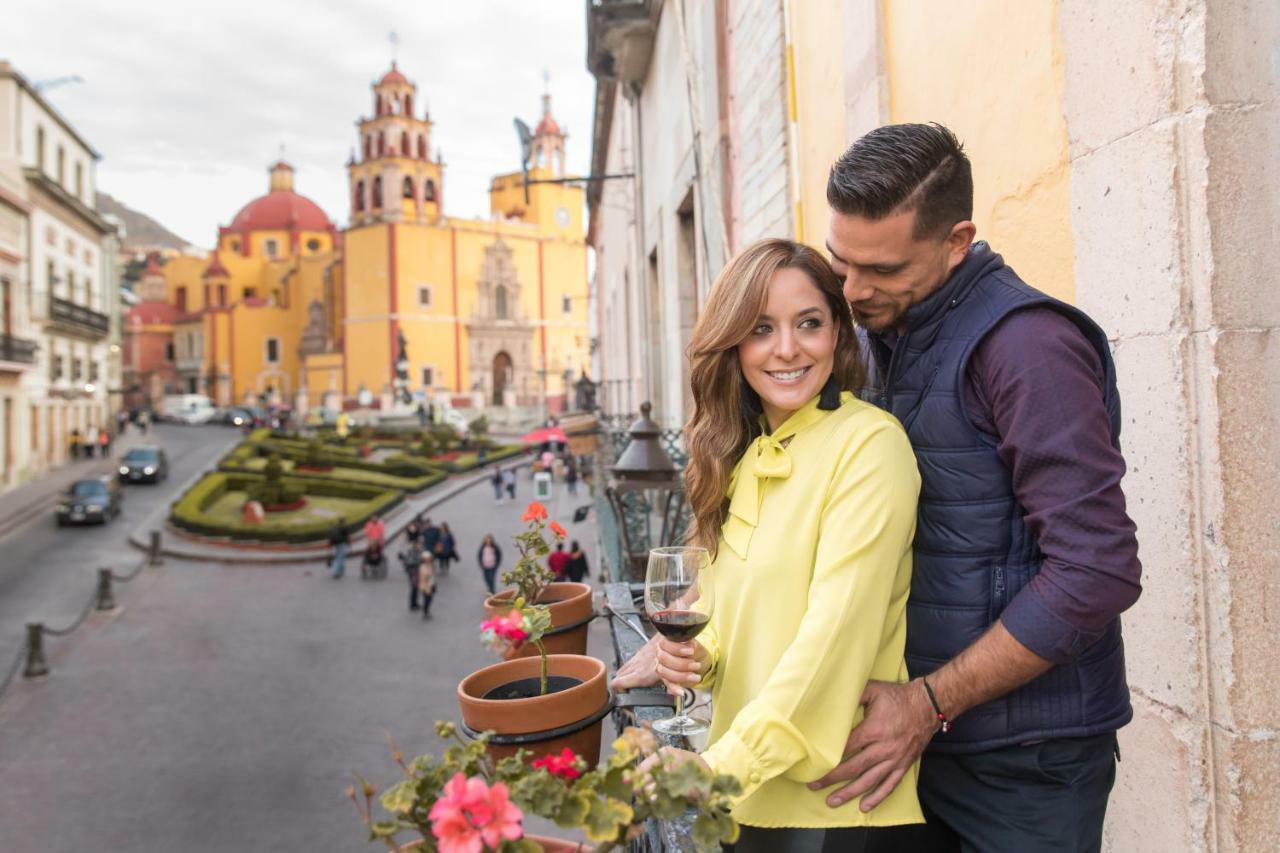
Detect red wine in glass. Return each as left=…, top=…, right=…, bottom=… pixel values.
left=650, top=609, right=710, bottom=643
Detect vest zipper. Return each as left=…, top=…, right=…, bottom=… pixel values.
left=883, top=331, right=910, bottom=410
left=993, top=565, right=1006, bottom=608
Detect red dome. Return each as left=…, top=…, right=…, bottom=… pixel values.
left=229, top=190, right=333, bottom=233
left=536, top=115, right=561, bottom=136
left=378, top=62, right=409, bottom=87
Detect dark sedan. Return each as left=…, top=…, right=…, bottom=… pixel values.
left=55, top=477, right=123, bottom=526
left=118, top=446, right=169, bottom=483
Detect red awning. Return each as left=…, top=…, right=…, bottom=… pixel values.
left=520, top=426, right=568, bottom=444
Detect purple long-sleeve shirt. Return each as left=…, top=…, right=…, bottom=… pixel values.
left=962, top=307, right=1142, bottom=663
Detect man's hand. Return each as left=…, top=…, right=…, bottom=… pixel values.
left=808, top=679, right=937, bottom=811
left=611, top=636, right=662, bottom=691
left=655, top=638, right=709, bottom=696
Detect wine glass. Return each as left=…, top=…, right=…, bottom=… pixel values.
left=644, top=545, right=713, bottom=736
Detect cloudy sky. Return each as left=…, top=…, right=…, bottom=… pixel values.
left=3, top=1, right=595, bottom=247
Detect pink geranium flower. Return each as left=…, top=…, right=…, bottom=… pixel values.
left=480, top=609, right=530, bottom=649
left=532, top=747, right=583, bottom=781
left=429, top=773, right=523, bottom=853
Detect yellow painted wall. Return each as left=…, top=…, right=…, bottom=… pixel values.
left=881, top=0, right=1075, bottom=301
left=788, top=1, right=849, bottom=249
left=396, top=223, right=462, bottom=392
left=342, top=224, right=392, bottom=396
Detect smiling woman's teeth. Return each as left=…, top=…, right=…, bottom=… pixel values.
left=768, top=367, right=809, bottom=381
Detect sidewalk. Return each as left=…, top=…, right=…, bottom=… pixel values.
left=0, top=431, right=151, bottom=538
left=0, top=468, right=604, bottom=853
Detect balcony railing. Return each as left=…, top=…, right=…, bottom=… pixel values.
left=0, top=334, right=38, bottom=366
left=48, top=295, right=110, bottom=338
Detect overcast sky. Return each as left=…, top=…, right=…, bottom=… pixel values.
left=3, top=1, right=595, bottom=248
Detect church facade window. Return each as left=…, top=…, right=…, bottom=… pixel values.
left=418, top=285, right=432, bottom=308
left=402, top=176, right=414, bottom=198
left=363, top=136, right=371, bottom=160
left=306, top=238, right=321, bottom=252
left=421, top=366, right=434, bottom=387
left=264, top=239, right=278, bottom=259
left=417, top=135, right=426, bottom=159
left=401, top=131, right=410, bottom=155
left=495, top=285, right=509, bottom=320
left=265, top=337, right=280, bottom=364
left=424, top=179, right=437, bottom=202
left=354, top=180, right=365, bottom=211
left=378, top=132, right=386, bottom=157
left=372, top=176, right=382, bottom=208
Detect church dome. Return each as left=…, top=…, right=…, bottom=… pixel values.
left=378, top=62, right=409, bottom=87
left=536, top=114, right=561, bottom=136
left=229, top=189, right=332, bottom=232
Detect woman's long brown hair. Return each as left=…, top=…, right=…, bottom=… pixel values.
left=684, top=239, right=865, bottom=554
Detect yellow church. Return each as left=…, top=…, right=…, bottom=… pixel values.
left=145, top=62, right=588, bottom=415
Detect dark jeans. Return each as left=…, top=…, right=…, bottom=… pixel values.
left=906, top=733, right=1118, bottom=853
left=723, top=825, right=915, bottom=853
left=408, top=573, right=420, bottom=609
left=481, top=567, right=497, bottom=594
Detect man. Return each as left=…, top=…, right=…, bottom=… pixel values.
left=328, top=519, right=349, bottom=579
left=547, top=542, right=570, bottom=580
left=806, top=123, right=1142, bottom=851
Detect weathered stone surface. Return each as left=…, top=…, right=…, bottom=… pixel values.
left=1070, top=121, right=1183, bottom=338
left=1203, top=0, right=1280, bottom=106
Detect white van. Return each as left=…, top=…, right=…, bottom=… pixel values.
left=162, top=394, right=217, bottom=425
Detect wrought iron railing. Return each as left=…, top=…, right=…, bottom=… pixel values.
left=0, top=334, right=37, bottom=365
left=48, top=295, right=109, bottom=337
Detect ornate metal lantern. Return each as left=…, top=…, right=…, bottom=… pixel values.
left=603, top=402, right=687, bottom=582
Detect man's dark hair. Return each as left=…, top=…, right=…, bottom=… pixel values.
left=827, top=123, right=973, bottom=239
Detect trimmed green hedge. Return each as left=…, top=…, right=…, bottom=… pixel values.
left=170, top=471, right=402, bottom=543
left=220, top=444, right=445, bottom=493
left=393, top=442, right=526, bottom=473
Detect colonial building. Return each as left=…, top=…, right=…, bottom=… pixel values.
left=0, top=61, right=118, bottom=486
left=140, top=62, right=589, bottom=417
left=586, top=2, right=1279, bottom=849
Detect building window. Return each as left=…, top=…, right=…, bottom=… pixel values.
left=418, top=286, right=432, bottom=308
left=164, top=343, right=174, bottom=362
left=404, top=94, right=413, bottom=115
left=75, top=162, right=84, bottom=198
left=372, top=176, right=383, bottom=207
left=264, top=239, right=278, bottom=259
left=72, top=358, right=82, bottom=380
left=217, top=284, right=227, bottom=306
left=306, top=238, right=321, bottom=252
left=495, top=285, right=509, bottom=320
left=35, top=126, right=45, bottom=171
left=89, top=362, right=99, bottom=381
left=562, top=295, right=572, bottom=315
left=363, top=136, right=371, bottom=160
left=354, top=180, right=365, bottom=212
left=378, top=132, right=386, bottom=157
left=51, top=355, right=63, bottom=381
left=243, top=287, right=256, bottom=300
left=265, top=338, right=280, bottom=364
left=175, top=287, right=187, bottom=312
left=421, top=366, right=434, bottom=387
left=230, top=238, right=240, bottom=252
left=66, top=271, right=75, bottom=302
left=57, top=146, right=65, bottom=185
left=424, top=179, right=437, bottom=202
left=402, top=176, right=414, bottom=199
left=417, top=135, right=426, bottom=159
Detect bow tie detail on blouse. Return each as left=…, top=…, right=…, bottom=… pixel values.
left=722, top=433, right=794, bottom=560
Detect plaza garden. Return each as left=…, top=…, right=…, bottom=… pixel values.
left=169, top=420, right=526, bottom=544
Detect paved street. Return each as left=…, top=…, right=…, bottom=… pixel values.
left=0, top=466, right=605, bottom=853
left=0, top=423, right=240, bottom=671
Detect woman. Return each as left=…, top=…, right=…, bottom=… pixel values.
left=400, top=540, right=424, bottom=611
left=565, top=540, right=588, bottom=584
left=476, top=534, right=502, bottom=595
left=417, top=548, right=436, bottom=619
left=618, top=239, right=923, bottom=849
left=436, top=522, right=459, bottom=574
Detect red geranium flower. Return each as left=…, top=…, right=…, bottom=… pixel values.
left=532, top=747, right=582, bottom=781
left=522, top=502, right=548, bottom=522
left=549, top=521, right=567, bottom=539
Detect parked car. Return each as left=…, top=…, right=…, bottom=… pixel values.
left=55, top=477, right=122, bottom=526
left=162, top=393, right=217, bottom=425
left=222, top=406, right=264, bottom=428
left=117, top=446, right=169, bottom=484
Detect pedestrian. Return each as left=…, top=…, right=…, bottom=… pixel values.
left=565, top=540, right=589, bottom=584
left=502, top=468, right=516, bottom=501
left=793, top=125, right=1143, bottom=851
left=565, top=463, right=579, bottom=496
left=328, top=519, right=350, bottom=579
left=69, top=428, right=82, bottom=460
left=421, top=517, right=441, bottom=566
left=400, top=539, right=424, bottom=611
left=436, top=522, right=458, bottom=575
left=116, top=410, right=129, bottom=435
left=98, top=426, right=111, bottom=457
left=362, top=513, right=387, bottom=549
left=416, top=401, right=428, bottom=426
left=491, top=467, right=504, bottom=503
left=477, top=533, right=502, bottom=596
left=137, top=410, right=150, bottom=435
left=417, top=551, right=436, bottom=619
left=612, top=238, right=924, bottom=846
left=404, top=515, right=423, bottom=549
left=335, top=410, right=350, bottom=440
left=547, top=541, right=570, bottom=580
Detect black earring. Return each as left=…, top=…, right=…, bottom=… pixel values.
left=817, top=373, right=841, bottom=410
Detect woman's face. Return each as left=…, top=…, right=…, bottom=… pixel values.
left=738, top=266, right=837, bottom=432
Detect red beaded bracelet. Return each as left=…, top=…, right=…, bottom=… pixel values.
left=922, top=677, right=951, bottom=733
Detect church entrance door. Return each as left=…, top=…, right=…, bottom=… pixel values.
left=493, top=351, right=513, bottom=406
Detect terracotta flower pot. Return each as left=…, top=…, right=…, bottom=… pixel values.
left=484, top=582, right=594, bottom=658
left=457, top=653, right=610, bottom=766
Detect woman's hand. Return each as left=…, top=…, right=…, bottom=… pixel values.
left=636, top=746, right=711, bottom=780
left=656, top=637, right=709, bottom=695
left=611, top=636, right=662, bottom=691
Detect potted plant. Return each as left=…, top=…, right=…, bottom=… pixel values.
left=483, top=503, right=593, bottom=657
left=351, top=722, right=741, bottom=852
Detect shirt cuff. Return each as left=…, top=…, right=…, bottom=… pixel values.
left=700, top=728, right=767, bottom=803
left=1000, top=586, right=1098, bottom=664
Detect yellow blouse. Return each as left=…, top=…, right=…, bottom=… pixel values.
left=696, top=391, right=923, bottom=828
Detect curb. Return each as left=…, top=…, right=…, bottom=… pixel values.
left=129, top=461, right=530, bottom=566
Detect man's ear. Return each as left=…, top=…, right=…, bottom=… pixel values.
left=946, top=220, right=977, bottom=266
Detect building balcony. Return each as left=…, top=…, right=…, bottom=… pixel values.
left=0, top=334, right=38, bottom=370
left=48, top=294, right=110, bottom=339
left=586, top=0, right=658, bottom=84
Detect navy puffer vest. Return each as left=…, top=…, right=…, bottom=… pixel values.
left=865, top=243, right=1132, bottom=753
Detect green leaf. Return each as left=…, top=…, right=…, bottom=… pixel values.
left=582, top=797, right=633, bottom=843
left=380, top=779, right=418, bottom=815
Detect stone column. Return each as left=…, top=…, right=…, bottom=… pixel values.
left=1060, top=1, right=1279, bottom=850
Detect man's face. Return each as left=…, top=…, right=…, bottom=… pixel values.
left=826, top=208, right=973, bottom=333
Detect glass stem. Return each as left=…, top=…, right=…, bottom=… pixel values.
left=675, top=690, right=684, bottom=719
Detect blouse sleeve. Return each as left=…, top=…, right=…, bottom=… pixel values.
left=699, top=419, right=920, bottom=802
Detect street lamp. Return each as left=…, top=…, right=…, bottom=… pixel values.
left=603, top=401, right=684, bottom=582
left=512, top=119, right=633, bottom=204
